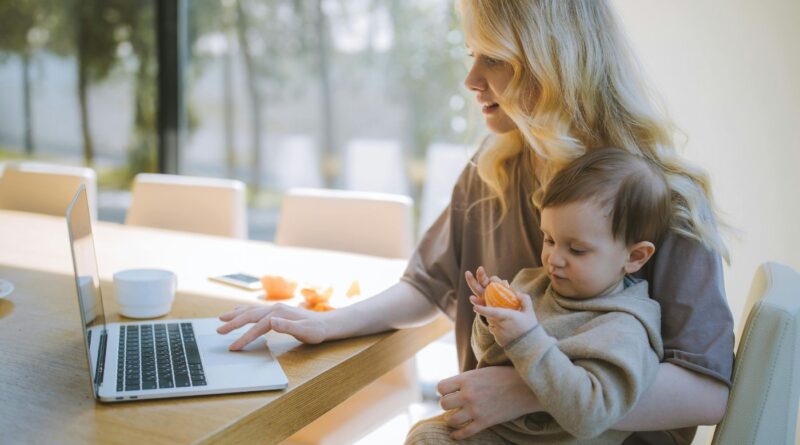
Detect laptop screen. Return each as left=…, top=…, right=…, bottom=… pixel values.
left=66, top=185, right=107, bottom=397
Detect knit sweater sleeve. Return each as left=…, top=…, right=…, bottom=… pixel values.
left=504, top=312, right=660, bottom=439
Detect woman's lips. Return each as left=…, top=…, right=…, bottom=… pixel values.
left=481, top=103, right=500, bottom=114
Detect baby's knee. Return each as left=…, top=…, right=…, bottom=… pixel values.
left=404, top=415, right=456, bottom=445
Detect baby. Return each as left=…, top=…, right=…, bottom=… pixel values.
left=406, top=148, right=670, bottom=444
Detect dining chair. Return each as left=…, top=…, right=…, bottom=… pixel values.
left=343, top=138, right=411, bottom=196
left=275, top=187, right=414, bottom=259
left=710, top=262, right=800, bottom=445
left=125, top=173, right=247, bottom=238
left=0, top=161, right=97, bottom=219
left=276, top=187, right=419, bottom=445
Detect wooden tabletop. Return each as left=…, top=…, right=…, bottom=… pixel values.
left=0, top=209, right=452, bottom=444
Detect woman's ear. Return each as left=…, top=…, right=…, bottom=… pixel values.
left=624, top=241, right=656, bottom=274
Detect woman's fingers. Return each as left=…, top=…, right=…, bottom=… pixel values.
left=228, top=313, right=275, bottom=350
left=444, top=408, right=472, bottom=428
left=439, top=389, right=462, bottom=411
left=217, top=306, right=270, bottom=334
left=436, top=374, right=462, bottom=397
left=218, top=305, right=254, bottom=322
left=271, top=317, right=326, bottom=344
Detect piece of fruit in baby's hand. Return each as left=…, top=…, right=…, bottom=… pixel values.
left=261, top=275, right=297, bottom=300
left=484, top=280, right=521, bottom=310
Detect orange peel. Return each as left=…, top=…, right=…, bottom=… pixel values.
left=261, top=275, right=297, bottom=300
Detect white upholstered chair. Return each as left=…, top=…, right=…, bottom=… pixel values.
left=710, top=262, right=800, bottom=444
left=0, top=161, right=97, bottom=219
left=343, top=138, right=411, bottom=197
left=125, top=173, right=247, bottom=238
left=276, top=187, right=419, bottom=445
left=275, top=187, right=414, bottom=259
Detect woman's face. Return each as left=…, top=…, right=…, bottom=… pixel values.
left=464, top=46, right=518, bottom=134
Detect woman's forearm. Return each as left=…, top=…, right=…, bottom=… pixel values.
left=322, top=280, right=440, bottom=340
left=614, top=362, right=729, bottom=431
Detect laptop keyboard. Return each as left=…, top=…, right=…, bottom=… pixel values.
left=116, top=323, right=207, bottom=392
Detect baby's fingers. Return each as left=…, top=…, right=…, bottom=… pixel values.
left=465, top=271, right=485, bottom=298
left=476, top=266, right=491, bottom=288
left=472, top=302, right=509, bottom=320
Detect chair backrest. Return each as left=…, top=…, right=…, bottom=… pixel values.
left=343, top=138, right=410, bottom=196
left=712, top=262, right=800, bottom=445
left=125, top=173, right=247, bottom=238
left=0, top=161, right=97, bottom=219
left=274, top=187, right=414, bottom=259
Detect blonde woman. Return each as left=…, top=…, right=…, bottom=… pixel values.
left=217, top=1, right=733, bottom=444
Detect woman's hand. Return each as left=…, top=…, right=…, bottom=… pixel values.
left=437, top=366, right=542, bottom=440
left=217, top=303, right=329, bottom=350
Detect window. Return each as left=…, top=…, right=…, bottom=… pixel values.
left=0, top=0, right=484, bottom=239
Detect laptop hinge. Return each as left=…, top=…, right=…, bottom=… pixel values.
left=94, top=330, right=107, bottom=385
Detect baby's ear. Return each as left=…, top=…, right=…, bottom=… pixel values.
left=624, top=241, right=656, bottom=274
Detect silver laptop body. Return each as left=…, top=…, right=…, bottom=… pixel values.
left=67, top=185, right=287, bottom=402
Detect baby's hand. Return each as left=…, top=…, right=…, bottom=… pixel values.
left=472, top=291, right=539, bottom=347
left=465, top=266, right=492, bottom=306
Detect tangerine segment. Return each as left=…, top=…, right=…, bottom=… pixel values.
left=346, top=280, right=361, bottom=297
left=261, top=275, right=297, bottom=300
left=300, top=287, right=333, bottom=305
left=484, top=281, right=521, bottom=310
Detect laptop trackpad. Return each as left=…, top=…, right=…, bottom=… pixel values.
left=198, top=334, right=273, bottom=367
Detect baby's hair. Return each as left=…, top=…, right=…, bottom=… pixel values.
left=540, top=148, right=671, bottom=246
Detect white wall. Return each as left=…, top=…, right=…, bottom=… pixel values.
left=612, top=2, right=800, bottom=443
left=613, top=0, right=800, bottom=328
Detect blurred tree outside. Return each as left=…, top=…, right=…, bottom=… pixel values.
left=0, top=0, right=46, bottom=156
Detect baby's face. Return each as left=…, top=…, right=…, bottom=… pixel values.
left=540, top=201, right=630, bottom=298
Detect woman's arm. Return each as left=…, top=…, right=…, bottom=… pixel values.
left=614, top=362, right=729, bottom=430
left=438, top=362, right=728, bottom=440
left=217, top=280, right=439, bottom=349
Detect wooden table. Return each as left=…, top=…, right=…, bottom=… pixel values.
left=0, top=209, right=452, bottom=444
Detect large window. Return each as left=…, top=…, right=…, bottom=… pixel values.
left=0, top=0, right=484, bottom=239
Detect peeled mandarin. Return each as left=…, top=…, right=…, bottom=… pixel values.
left=261, top=275, right=297, bottom=300
left=484, top=281, right=521, bottom=310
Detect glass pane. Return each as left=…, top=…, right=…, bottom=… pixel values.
left=185, top=0, right=484, bottom=240
left=0, top=0, right=158, bottom=222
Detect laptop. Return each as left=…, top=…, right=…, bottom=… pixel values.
left=66, top=185, right=288, bottom=402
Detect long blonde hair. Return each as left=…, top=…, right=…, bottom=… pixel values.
left=459, top=0, right=729, bottom=261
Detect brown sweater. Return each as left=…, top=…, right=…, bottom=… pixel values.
left=401, top=148, right=734, bottom=445
left=473, top=268, right=663, bottom=444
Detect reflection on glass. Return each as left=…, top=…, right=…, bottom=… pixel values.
left=67, top=187, right=107, bottom=395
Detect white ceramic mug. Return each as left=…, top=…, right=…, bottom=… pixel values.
left=113, top=269, right=177, bottom=318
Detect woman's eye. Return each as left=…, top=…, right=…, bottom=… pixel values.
left=483, top=56, right=502, bottom=66
left=544, top=238, right=555, bottom=245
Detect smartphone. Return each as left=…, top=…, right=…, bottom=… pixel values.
left=209, top=273, right=263, bottom=290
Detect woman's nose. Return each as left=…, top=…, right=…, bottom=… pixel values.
left=464, top=61, right=486, bottom=92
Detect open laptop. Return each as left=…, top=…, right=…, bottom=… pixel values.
left=66, top=185, right=288, bottom=402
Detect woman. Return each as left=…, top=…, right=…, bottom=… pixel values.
left=217, top=1, right=734, bottom=443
